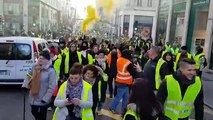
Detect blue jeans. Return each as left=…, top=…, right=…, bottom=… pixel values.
left=109, top=86, right=129, bottom=114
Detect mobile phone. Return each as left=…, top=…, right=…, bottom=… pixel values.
left=66, top=95, right=73, bottom=101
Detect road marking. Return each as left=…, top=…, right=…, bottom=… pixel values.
left=100, top=109, right=122, bottom=120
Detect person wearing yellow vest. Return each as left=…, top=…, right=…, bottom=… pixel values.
left=109, top=49, right=139, bottom=116
left=88, top=44, right=99, bottom=58
left=93, top=50, right=109, bottom=113
left=82, top=64, right=107, bottom=117
left=80, top=41, right=94, bottom=65
left=194, top=46, right=207, bottom=77
left=136, top=45, right=149, bottom=70
left=175, top=46, right=192, bottom=63
left=157, top=58, right=203, bottom=120
left=170, top=42, right=179, bottom=56
left=143, top=46, right=169, bottom=90
left=165, top=42, right=171, bottom=52
left=123, top=79, right=163, bottom=120
left=58, top=37, right=68, bottom=79
left=63, top=41, right=84, bottom=78
left=53, top=63, right=94, bottom=120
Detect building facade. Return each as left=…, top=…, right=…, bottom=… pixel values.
left=117, top=0, right=159, bottom=43
left=0, top=0, right=77, bottom=36
left=156, top=0, right=213, bottom=69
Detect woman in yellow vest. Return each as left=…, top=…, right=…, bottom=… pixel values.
left=162, top=52, right=176, bottom=74
left=123, top=79, right=163, bottom=120
left=82, top=64, right=107, bottom=117
left=53, top=63, right=94, bottom=120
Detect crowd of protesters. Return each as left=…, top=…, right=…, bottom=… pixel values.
left=22, top=36, right=207, bottom=120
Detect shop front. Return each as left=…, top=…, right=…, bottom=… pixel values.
left=186, top=0, right=210, bottom=55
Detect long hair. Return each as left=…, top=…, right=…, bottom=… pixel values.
left=163, top=52, right=174, bottom=74
left=128, top=79, right=162, bottom=119
left=83, top=64, right=99, bottom=78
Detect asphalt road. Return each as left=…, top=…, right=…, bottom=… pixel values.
left=0, top=85, right=213, bottom=120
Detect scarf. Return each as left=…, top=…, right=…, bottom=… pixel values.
left=96, top=58, right=106, bottom=69
left=29, top=61, right=51, bottom=96
left=29, top=64, right=42, bottom=96
left=66, top=79, right=83, bottom=118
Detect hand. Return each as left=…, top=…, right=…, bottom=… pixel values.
left=64, top=98, right=72, bottom=105
left=71, top=98, right=81, bottom=106
left=134, top=62, right=142, bottom=72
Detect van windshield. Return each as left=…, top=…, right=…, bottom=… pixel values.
left=0, top=43, right=32, bottom=60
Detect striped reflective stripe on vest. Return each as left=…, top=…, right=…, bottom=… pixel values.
left=164, top=75, right=201, bottom=119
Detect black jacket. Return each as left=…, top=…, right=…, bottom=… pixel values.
left=143, top=56, right=169, bottom=90
left=108, top=52, right=118, bottom=78
left=156, top=70, right=204, bottom=120
left=68, top=51, right=87, bottom=70
left=137, top=54, right=148, bottom=70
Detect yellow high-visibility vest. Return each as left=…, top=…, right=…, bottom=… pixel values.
left=64, top=51, right=82, bottom=74
left=52, top=81, right=94, bottom=120
left=123, top=109, right=140, bottom=120
left=164, top=75, right=201, bottom=120
left=53, top=58, right=62, bottom=80
left=155, top=58, right=166, bottom=89
left=194, top=53, right=205, bottom=70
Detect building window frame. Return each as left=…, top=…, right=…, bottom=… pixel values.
left=147, top=0, right=152, bottom=7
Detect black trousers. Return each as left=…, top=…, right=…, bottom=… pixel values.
left=65, top=115, right=81, bottom=120
left=31, top=105, right=47, bottom=120
left=92, top=80, right=107, bottom=117
left=108, top=76, right=117, bottom=97
left=48, top=96, right=56, bottom=108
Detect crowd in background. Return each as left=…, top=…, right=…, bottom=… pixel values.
left=22, top=35, right=207, bottom=120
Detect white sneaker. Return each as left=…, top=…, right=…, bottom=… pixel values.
left=48, top=107, right=52, bottom=111
left=97, top=110, right=102, bottom=115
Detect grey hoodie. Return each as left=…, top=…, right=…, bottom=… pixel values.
left=22, top=62, right=57, bottom=106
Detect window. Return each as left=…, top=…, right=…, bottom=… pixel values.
left=0, top=43, right=15, bottom=60
left=38, top=43, right=47, bottom=53
left=124, top=15, right=130, bottom=23
left=16, top=44, right=31, bottom=60
left=0, top=43, right=31, bottom=60
left=137, top=0, right=143, bottom=6
left=4, top=3, right=20, bottom=15
left=147, top=0, right=152, bottom=7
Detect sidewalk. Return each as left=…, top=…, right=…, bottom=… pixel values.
left=201, top=68, right=213, bottom=108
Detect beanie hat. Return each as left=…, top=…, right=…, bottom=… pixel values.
left=121, top=49, right=132, bottom=60
left=97, top=49, right=106, bottom=55
left=141, top=45, right=148, bottom=53
left=49, top=47, right=56, bottom=55
left=40, top=50, right=50, bottom=60
left=181, top=46, right=187, bottom=51
left=59, top=37, right=66, bottom=44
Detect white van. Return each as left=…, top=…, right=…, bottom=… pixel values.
left=0, top=37, right=48, bottom=84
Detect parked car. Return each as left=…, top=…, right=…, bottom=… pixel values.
left=0, top=36, right=48, bottom=84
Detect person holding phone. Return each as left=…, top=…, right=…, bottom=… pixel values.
left=53, top=63, right=94, bottom=120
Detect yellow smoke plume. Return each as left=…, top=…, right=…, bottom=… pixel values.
left=82, top=6, right=99, bottom=33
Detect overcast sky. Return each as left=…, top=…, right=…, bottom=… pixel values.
left=71, top=0, right=96, bottom=19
